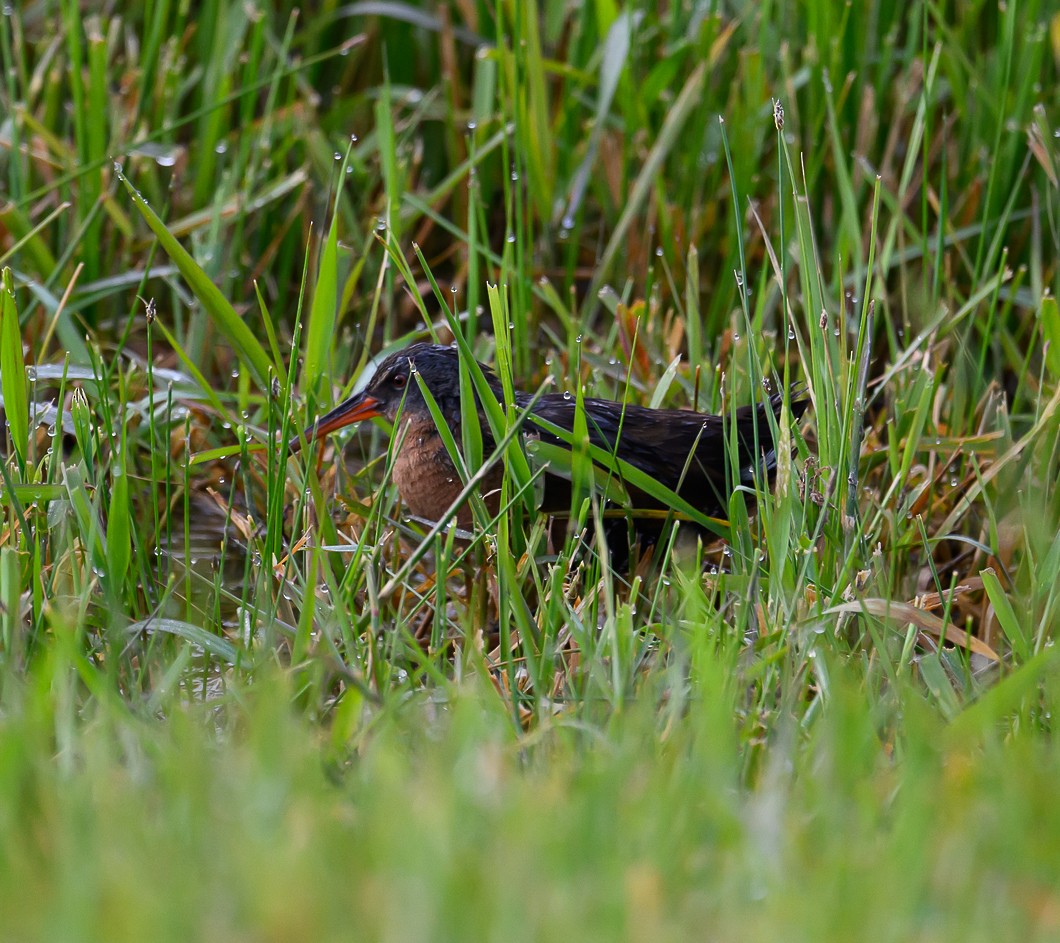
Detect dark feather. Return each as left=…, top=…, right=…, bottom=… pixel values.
left=522, top=392, right=808, bottom=527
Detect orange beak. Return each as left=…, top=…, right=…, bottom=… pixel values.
left=288, top=392, right=383, bottom=453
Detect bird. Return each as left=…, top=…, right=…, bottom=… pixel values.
left=289, top=342, right=808, bottom=547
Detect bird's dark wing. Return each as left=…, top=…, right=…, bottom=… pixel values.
left=525, top=392, right=806, bottom=521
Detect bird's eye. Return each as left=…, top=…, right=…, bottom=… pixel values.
left=391, top=372, right=407, bottom=389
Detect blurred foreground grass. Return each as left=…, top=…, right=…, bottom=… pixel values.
left=2, top=0, right=1060, bottom=938
left=5, top=666, right=1060, bottom=941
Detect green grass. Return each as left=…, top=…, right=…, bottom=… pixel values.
left=1, top=0, right=1059, bottom=938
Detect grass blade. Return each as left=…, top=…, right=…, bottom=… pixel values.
left=115, top=167, right=275, bottom=390
left=0, top=268, right=28, bottom=466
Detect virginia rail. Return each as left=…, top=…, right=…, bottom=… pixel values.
left=291, top=342, right=808, bottom=541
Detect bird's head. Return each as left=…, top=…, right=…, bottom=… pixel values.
left=289, top=342, right=476, bottom=452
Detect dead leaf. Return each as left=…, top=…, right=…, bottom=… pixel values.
left=826, top=597, right=1000, bottom=661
